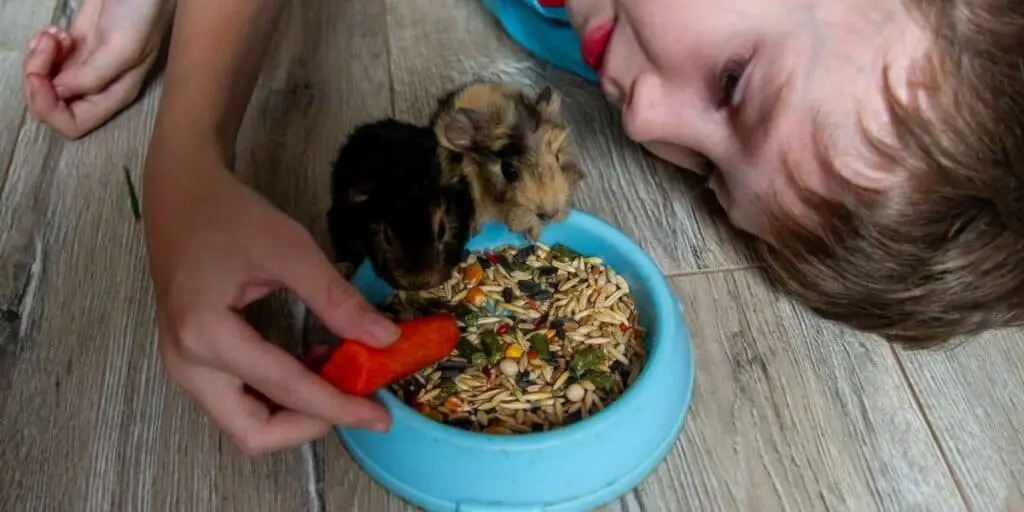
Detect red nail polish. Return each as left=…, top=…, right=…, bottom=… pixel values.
left=537, top=0, right=565, bottom=6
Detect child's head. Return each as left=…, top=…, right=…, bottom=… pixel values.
left=567, top=0, right=1024, bottom=345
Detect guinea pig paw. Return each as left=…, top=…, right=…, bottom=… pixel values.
left=524, top=223, right=543, bottom=242
left=505, top=208, right=538, bottom=233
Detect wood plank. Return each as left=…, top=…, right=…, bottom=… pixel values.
left=0, top=0, right=62, bottom=201
left=383, top=0, right=755, bottom=275
left=897, top=330, right=1024, bottom=511
left=0, top=0, right=333, bottom=508
left=626, top=270, right=966, bottom=511
left=0, top=83, right=311, bottom=511
left=0, top=0, right=63, bottom=430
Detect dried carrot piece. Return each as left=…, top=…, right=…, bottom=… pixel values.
left=465, top=287, right=487, bottom=307
left=462, top=263, right=484, bottom=286
left=319, top=314, right=461, bottom=397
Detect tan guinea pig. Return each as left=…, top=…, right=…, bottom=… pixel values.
left=429, top=81, right=585, bottom=241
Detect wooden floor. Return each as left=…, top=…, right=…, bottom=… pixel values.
left=2, top=0, right=1023, bottom=510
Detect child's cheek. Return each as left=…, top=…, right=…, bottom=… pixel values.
left=640, top=141, right=708, bottom=176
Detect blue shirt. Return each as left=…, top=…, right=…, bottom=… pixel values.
left=480, top=0, right=599, bottom=83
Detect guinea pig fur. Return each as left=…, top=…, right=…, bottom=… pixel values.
left=429, top=81, right=585, bottom=241
left=327, top=118, right=476, bottom=292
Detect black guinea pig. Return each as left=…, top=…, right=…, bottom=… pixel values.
left=327, top=118, right=476, bottom=292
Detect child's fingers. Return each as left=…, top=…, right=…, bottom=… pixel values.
left=182, top=312, right=391, bottom=433
left=51, top=28, right=76, bottom=66
left=52, top=40, right=138, bottom=99
left=173, top=359, right=334, bottom=457
left=23, top=74, right=83, bottom=139
left=22, top=30, right=58, bottom=77
left=22, top=35, right=84, bottom=138
left=23, top=34, right=149, bottom=140
left=61, top=57, right=150, bottom=135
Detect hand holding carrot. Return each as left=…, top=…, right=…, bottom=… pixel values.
left=143, top=159, right=401, bottom=456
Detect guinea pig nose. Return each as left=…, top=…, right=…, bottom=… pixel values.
left=537, top=209, right=559, bottom=222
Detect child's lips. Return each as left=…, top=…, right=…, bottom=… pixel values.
left=580, top=19, right=615, bottom=72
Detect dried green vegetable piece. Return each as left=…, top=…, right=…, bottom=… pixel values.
left=437, top=379, right=459, bottom=400
left=527, top=332, right=551, bottom=360
left=480, top=330, right=502, bottom=364
left=456, top=336, right=477, bottom=357
left=570, top=346, right=605, bottom=375
left=580, top=369, right=618, bottom=394
left=551, top=243, right=579, bottom=260
left=471, top=352, right=488, bottom=369
left=453, top=304, right=479, bottom=326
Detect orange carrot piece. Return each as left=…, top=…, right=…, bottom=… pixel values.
left=319, top=313, right=461, bottom=397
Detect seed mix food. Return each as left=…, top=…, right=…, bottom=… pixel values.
left=381, top=242, right=648, bottom=435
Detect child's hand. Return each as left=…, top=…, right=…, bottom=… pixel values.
left=21, top=0, right=174, bottom=139
left=142, top=160, right=400, bottom=456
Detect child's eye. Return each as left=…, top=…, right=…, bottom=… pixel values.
left=718, top=59, right=748, bottom=109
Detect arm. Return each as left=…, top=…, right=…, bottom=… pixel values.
left=140, top=0, right=400, bottom=455
left=146, top=0, right=287, bottom=171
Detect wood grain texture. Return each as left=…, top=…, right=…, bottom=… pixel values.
left=0, top=0, right=60, bottom=203
left=384, top=0, right=754, bottom=274
left=897, top=331, right=1024, bottom=511
left=0, top=0, right=62, bottom=419
left=640, top=270, right=967, bottom=511
left=0, top=9, right=317, bottom=510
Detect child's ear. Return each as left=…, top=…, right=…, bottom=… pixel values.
left=536, top=85, right=563, bottom=121
left=439, top=107, right=490, bottom=151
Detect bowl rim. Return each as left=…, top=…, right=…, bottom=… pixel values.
left=351, top=208, right=689, bottom=448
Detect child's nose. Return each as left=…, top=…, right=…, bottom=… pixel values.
left=621, top=72, right=719, bottom=160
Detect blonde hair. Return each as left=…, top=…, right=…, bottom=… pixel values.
left=754, top=0, right=1024, bottom=347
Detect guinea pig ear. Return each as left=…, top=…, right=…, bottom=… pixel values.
left=440, top=107, right=490, bottom=151
left=535, top=86, right=563, bottom=121
left=563, top=158, right=585, bottom=185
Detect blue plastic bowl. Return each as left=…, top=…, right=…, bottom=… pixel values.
left=335, top=209, right=695, bottom=512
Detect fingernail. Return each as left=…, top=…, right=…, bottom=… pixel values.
left=367, top=419, right=391, bottom=432
left=54, top=85, right=68, bottom=98
left=29, top=34, right=40, bottom=52
left=364, top=313, right=400, bottom=343
left=45, top=26, right=59, bottom=35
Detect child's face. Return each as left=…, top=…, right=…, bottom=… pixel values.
left=565, top=0, right=929, bottom=241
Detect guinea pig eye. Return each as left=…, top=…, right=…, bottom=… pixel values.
left=500, top=160, right=519, bottom=182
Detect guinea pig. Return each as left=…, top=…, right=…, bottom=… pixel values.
left=326, top=118, right=476, bottom=292
left=429, top=81, right=585, bottom=241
